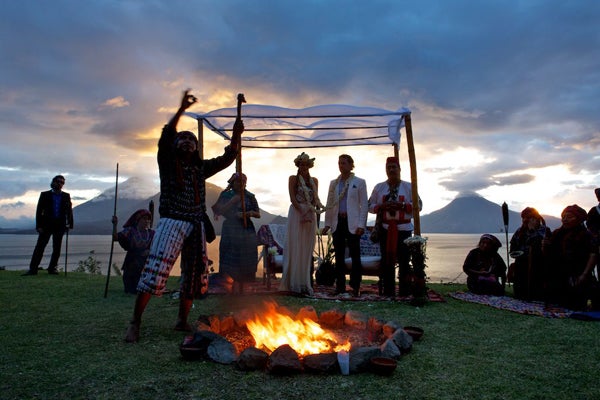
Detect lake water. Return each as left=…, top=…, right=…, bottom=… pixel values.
left=0, top=233, right=505, bottom=284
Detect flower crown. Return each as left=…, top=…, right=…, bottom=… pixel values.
left=294, top=152, right=315, bottom=168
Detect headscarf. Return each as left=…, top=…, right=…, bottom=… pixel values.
left=225, top=172, right=247, bottom=191
left=520, top=206, right=546, bottom=228
left=479, top=233, right=502, bottom=250
left=174, top=130, right=198, bottom=146
left=173, top=130, right=201, bottom=202
left=123, top=209, right=152, bottom=228
left=386, top=157, right=400, bottom=166
left=213, top=173, right=249, bottom=220
left=294, top=152, right=315, bottom=168
left=521, top=207, right=541, bottom=220
left=227, top=172, right=247, bottom=185
left=561, top=204, right=587, bottom=225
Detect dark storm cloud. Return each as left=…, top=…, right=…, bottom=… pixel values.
left=0, top=0, right=598, bottom=219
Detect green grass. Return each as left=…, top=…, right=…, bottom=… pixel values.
left=1, top=271, right=598, bottom=400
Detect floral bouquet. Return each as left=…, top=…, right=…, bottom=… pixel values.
left=404, top=235, right=428, bottom=304
left=314, top=229, right=335, bottom=286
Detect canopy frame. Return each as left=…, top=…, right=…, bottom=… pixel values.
left=188, top=105, right=420, bottom=234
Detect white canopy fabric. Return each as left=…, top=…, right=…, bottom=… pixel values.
left=187, top=104, right=411, bottom=149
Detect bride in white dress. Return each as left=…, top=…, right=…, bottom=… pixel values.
left=279, top=152, right=323, bottom=295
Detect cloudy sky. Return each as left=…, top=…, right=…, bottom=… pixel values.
left=1, top=0, right=599, bottom=228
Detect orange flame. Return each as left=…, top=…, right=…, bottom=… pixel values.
left=245, top=302, right=351, bottom=356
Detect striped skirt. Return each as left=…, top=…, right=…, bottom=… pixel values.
left=137, top=217, right=208, bottom=299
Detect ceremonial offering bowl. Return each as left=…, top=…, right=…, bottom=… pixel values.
left=403, top=326, right=424, bottom=341
left=369, top=357, right=397, bottom=376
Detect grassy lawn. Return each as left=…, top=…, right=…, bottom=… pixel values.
left=1, top=270, right=598, bottom=400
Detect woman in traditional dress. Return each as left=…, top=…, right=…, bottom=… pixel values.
left=543, top=205, right=598, bottom=310
left=508, top=207, right=550, bottom=301
left=211, top=173, right=260, bottom=294
left=463, top=234, right=507, bottom=296
left=113, top=209, right=155, bottom=294
left=279, top=152, right=324, bottom=295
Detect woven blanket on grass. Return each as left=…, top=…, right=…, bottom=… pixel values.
left=448, top=291, right=572, bottom=318
left=310, top=283, right=445, bottom=303
left=207, top=277, right=444, bottom=303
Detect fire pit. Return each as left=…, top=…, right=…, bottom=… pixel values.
left=180, top=300, right=422, bottom=375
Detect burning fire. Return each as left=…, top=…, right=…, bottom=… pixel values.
left=246, top=302, right=351, bottom=356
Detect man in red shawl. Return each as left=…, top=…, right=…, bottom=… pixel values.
left=368, top=157, right=422, bottom=297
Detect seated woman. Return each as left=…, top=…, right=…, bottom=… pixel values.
left=211, top=173, right=261, bottom=294
left=112, top=209, right=155, bottom=295
left=543, top=205, right=598, bottom=311
left=463, top=234, right=507, bottom=296
left=508, top=207, right=550, bottom=301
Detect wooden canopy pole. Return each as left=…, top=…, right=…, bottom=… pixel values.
left=236, top=94, right=247, bottom=227
left=197, top=118, right=204, bottom=158
left=404, top=114, right=421, bottom=235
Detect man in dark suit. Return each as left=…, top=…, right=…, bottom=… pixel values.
left=24, top=175, right=74, bottom=275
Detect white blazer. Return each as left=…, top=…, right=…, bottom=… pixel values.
left=324, top=175, right=368, bottom=234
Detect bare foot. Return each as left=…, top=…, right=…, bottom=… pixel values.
left=174, top=321, right=192, bottom=332
left=125, top=321, right=140, bottom=343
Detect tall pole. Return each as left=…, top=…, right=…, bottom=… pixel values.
left=64, top=229, right=69, bottom=276
left=404, top=114, right=420, bottom=235
left=197, top=118, right=204, bottom=159
left=103, top=163, right=119, bottom=298
left=236, top=93, right=247, bottom=228
left=148, top=200, right=154, bottom=228
left=502, top=202, right=510, bottom=267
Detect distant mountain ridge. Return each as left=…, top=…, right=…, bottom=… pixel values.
left=4, top=178, right=282, bottom=235
left=73, top=178, right=283, bottom=235
left=1, top=186, right=562, bottom=235
left=420, top=194, right=561, bottom=233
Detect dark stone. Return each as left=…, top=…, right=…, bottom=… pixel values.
left=319, top=309, right=345, bottom=329
left=383, top=321, right=402, bottom=338
left=236, top=347, right=269, bottom=371
left=349, top=346, right=381, bottom=373
left=344, top=310, right=368, bottom=329
left=367, top=317, right=385, bottom=335
left=186, top=330, right=226, bottom=357
left=303, top=352, right=339, bottom=374
left=267, top=344, right=303, bottom=375
left=296, top=306, right=318, bottom=322
left=207, top=338, right=238, bottom=364
left=195, top=315, right=212, bottom=332
left=219, top=315, right=236, bottom=333
left=196, top=314, right=212, bottom=327
left=208, top=315, right=221, bottom=333
left=391, top=328, right=413, bottom=354
left=380, top=338, right=402, bottom=359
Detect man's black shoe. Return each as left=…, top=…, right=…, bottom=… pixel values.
left=334, top=287, right=346, bottom=295
left=47, top=268, right=59, bottom=275
left=22, top=271, right=38, bottom=276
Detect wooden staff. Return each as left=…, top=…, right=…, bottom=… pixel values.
left=235, top=93, right=247, bottom=227
left=103, top=163, right=119, bottom=298
left=404, top=114, right=420, bottom=235
left=502, top=202, right=510, bottom=268
left=148, top=200, right=154, bottom=228
left=63, top=228, right=69, bottom=277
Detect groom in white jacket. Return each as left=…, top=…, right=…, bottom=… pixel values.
left=322, top=154, right=368, bottom=296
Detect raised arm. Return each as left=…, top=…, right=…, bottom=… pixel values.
left=167, top=89, right=197, bottom=132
